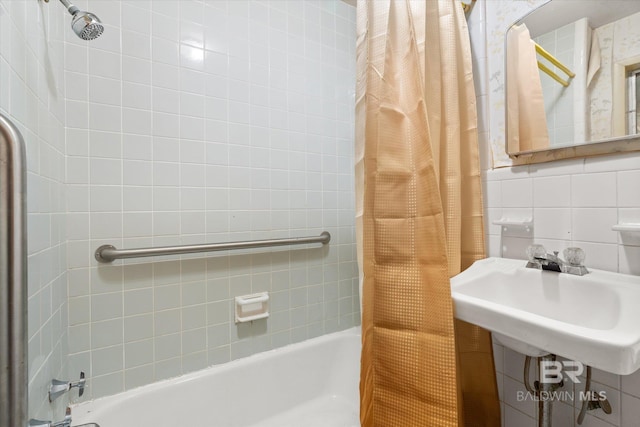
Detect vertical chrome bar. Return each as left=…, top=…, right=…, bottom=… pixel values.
left=537, top=354, right=553, bottom=427
left=0, top=112, right=28, bottom=427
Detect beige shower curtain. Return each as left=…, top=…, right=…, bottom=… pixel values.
left=355, top=0, right=500, bottom=425
left=506, top=24, right=550, bottom=153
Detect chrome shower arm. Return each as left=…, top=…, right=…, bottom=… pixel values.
left=58, top=0, right=79, bottom=15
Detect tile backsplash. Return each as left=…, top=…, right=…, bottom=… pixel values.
left=484, top=155, right=640, bottom=274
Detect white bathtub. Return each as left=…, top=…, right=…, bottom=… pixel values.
left=72, top=328, right=361, bottom=427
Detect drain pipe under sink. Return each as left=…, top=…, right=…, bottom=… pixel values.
left=523, top=354, right=555, bottom=427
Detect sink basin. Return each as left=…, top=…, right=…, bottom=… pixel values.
left=451, top=257, right=640, bottom=375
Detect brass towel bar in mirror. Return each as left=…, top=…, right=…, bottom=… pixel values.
left=535, top=42, right=575, bottom=87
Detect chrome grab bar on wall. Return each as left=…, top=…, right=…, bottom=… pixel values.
left=0, top=113, right=28, bottom=427
left=95, top=232, right=331, bottom=263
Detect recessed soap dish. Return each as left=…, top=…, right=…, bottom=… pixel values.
left=235, top=292, right=269, bottom=323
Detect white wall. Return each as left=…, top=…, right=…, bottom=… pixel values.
left=0, top=0, right=69, bottom=421
left=64, top=0, right=359, bottom=402
left=472, top=1, right=640, bottom=425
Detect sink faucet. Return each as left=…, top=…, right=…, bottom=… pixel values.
left=526, top=245, right=589, bottom=276
left=535, top=250, right=565, bottom=272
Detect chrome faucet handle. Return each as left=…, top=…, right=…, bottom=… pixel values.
left=526, top=244, right=546, bottom=261
left=70, top=371, right=86, bottom=397
left=49, top=372, right=86, bottom=401
left=49, top=379, right=70, bottom=402
left=28, top=407, right=72, bottom=427
left=525, top=244, right=546, bottom=269
left=563, top=247, right=586, bottom=266
left=562, top=247, right=589, bottom=275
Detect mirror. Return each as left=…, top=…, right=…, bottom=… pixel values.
left=506, top=0, right=640, bottom=160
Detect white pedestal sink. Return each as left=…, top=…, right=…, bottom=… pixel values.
left=451, top=257, right=640, bottom=375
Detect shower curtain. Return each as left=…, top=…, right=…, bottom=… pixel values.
left=355, top=0, right=500, bottom=425
left=506, top=24, right=550, bottom=153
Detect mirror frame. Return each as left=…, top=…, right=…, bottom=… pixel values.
left=504, top=1, right=640, bottom=166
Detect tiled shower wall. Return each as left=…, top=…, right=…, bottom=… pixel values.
left=534, top=19, right=588, bottom=147
left=0, top=0, right=68, bottom=421
left=470, top=1, right=640, bottom=426
left=64, top=0, right=358, bottom=402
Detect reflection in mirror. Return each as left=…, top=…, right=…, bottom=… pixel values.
left=506, top=0, right=640, bottom=156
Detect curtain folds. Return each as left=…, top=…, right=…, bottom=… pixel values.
left=506, top=24, right=550, bottom=153
left=355, top=1, right=500, bottom=425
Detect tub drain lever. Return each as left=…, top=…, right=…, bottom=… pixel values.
left=49, top=371, right=85, bottom=402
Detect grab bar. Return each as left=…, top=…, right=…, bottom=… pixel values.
left=95, top=232, right=331, bottom=263
left=0, top=113, right=28, bottom=427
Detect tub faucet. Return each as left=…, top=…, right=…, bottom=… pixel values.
left=29, top=407, right=72, bottom=427
left=526, top=245, right=589, bottom=276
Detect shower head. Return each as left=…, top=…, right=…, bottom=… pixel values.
left=70, top=10, right=104, bottom=40
left=58, top=0, right=104, bottom=40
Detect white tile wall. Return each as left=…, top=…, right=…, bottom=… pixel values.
left=63, top=0, right=358, bottom=402
left=485, top=152, right=640, bottom=273
left=0, top=0, right=69, bottom=421
left=473, top=0, right=640, bottom=425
